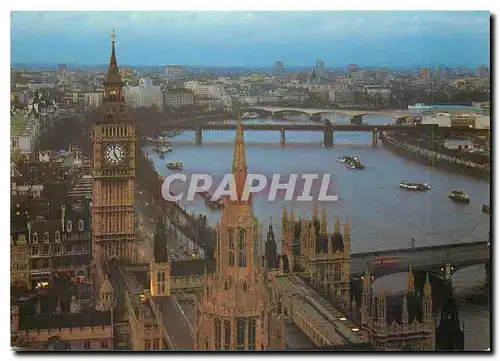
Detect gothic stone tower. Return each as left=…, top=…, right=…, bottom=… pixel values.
left=195, top=116, right=285, bottom=351
left=92, top=30, right=137, bottom=264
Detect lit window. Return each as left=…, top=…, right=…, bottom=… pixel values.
left=67, top=220, right=73, bottom=232
left=32, top=233, right=38, bottom=244
left=351, top=328, right=360, bottom=332
left=78, top=219, right=84, bottom=232
left=55, top=231, right=60, bottom=243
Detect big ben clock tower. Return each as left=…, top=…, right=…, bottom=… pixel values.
left=92, top=30, right=137, bottom=265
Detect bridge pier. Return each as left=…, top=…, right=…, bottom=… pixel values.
left=194, top=127, right=203, bottom=145
left=280, top=128, right=286, bottom=146
left=372, top=130, right=378, bottom=148
left=351, top=115, right=363, bottom=125
left=323, top=130, right=333, bottom=148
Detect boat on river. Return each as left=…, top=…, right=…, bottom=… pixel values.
left=482, top=205, right=491, bottom=214
left=399, top=181, right=431, bottom=191
left=167, top=162, right=183, bottom=171
left=337, top=156, right=360, bottom=163
left=347, top=161, right=365, bottom=170
left=156, top=144, right=172, bottom=155
left=448, top=190, right=470, bottom=204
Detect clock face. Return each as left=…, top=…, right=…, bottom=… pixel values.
left=104, top=144, right=125, bottom=165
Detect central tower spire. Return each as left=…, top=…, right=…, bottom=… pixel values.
left=232, top=114, right=248, bottom=202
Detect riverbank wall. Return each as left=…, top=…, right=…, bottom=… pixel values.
left=380, top=133, right=490, bottom=181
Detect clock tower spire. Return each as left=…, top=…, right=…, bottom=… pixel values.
left=104, top=28, right=124, bottom=103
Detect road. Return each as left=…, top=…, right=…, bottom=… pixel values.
left=134, top=188, right=203, bottom=264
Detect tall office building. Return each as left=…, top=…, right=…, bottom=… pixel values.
left=315, top=60, right=325, bottom=78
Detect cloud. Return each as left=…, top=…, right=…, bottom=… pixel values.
left=10, top=11, right=490, bottom=66
left=12, top=11, right=490, bottom=39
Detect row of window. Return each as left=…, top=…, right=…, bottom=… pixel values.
left=31, top=244, right=89, bottom=256
left=143, top=339, right=160, bottom=350
left=213, top=318, right=256, bottom=350
left=83, top=340, right=109, bottom=350
left=30, top=220, right=86, bottom=244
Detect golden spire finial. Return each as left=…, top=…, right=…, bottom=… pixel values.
left=111, top=28, right=116, bottom=43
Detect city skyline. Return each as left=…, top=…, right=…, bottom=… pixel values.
left=11, top=11, right=490, bottom=67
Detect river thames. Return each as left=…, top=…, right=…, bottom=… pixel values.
left=145, top=114, right=490, bottom=350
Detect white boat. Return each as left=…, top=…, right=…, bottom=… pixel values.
left=399, top=181, right=431, bottom=191
left=408, top=103, right=433, bottom=111
left=337, top=157, right=347, bottom=163
left=156, top=144, right=172, bottom=154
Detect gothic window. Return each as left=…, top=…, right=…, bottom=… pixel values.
left=236, top=319, right=246, bottom=350
left=84, top=340, right=90, bottom=350
left=243, top=281, right=248, bottom=292
left=224, top=279, right=229, bottom=290
left=224, top=320, right=231, bottom=350
left=248, top=319, right=256, bottom=350
left=55, top=230, right=60, bottom=243
left=32, top=233, right=38, bottom=244
left=67, top=220, right=73, bottom=233
left=144, top=340, right=150, bottom=350
left=229, top=230, right=235, bottom=267
left=238, top=229, right=246, bottom=268
left=78, top=219, right=84, bottom=232
left=214, top=318, right=221, bottom=350
left=334, top=263, right=341, bottom=282
left=153, top=339, right=159, bottom=350
left=43, top=232, right=49, bottom=243
left=157, top=272, right=166, bottom=294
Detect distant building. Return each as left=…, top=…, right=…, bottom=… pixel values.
left=139, top=77, right=153, bottom=89
left=275, top=61, right=285, bottom=75
left=165, top=88, right=194, bottom=109
left=347, top=64, right=358, bottom=77
left=164, top=65, right=184, bottom=78
left=475, top=66, right=489, bottom=78
left=84, top=92, right=104, bottom=110
left=315, top=60, right=325, bottom=78
left=443, top=139, right=475, bottom=151
left=420, top=68, right=430, bottom=80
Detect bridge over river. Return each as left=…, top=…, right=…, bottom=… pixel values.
left=241, top=106, right=417, bottom=119
left=349, top=240, right=490, bottom=279
left=159, top=123, right=488, bottom=147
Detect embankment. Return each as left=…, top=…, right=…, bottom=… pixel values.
left=380, top=133, right=490, bottom=181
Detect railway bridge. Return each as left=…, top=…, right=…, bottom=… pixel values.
left=159, top=122, right=488, bottom=148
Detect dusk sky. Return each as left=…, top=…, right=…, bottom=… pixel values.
left=11, top=11, right=490, bottom=67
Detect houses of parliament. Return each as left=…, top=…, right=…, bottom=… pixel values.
left=10, top=32, right=465, bottom=351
